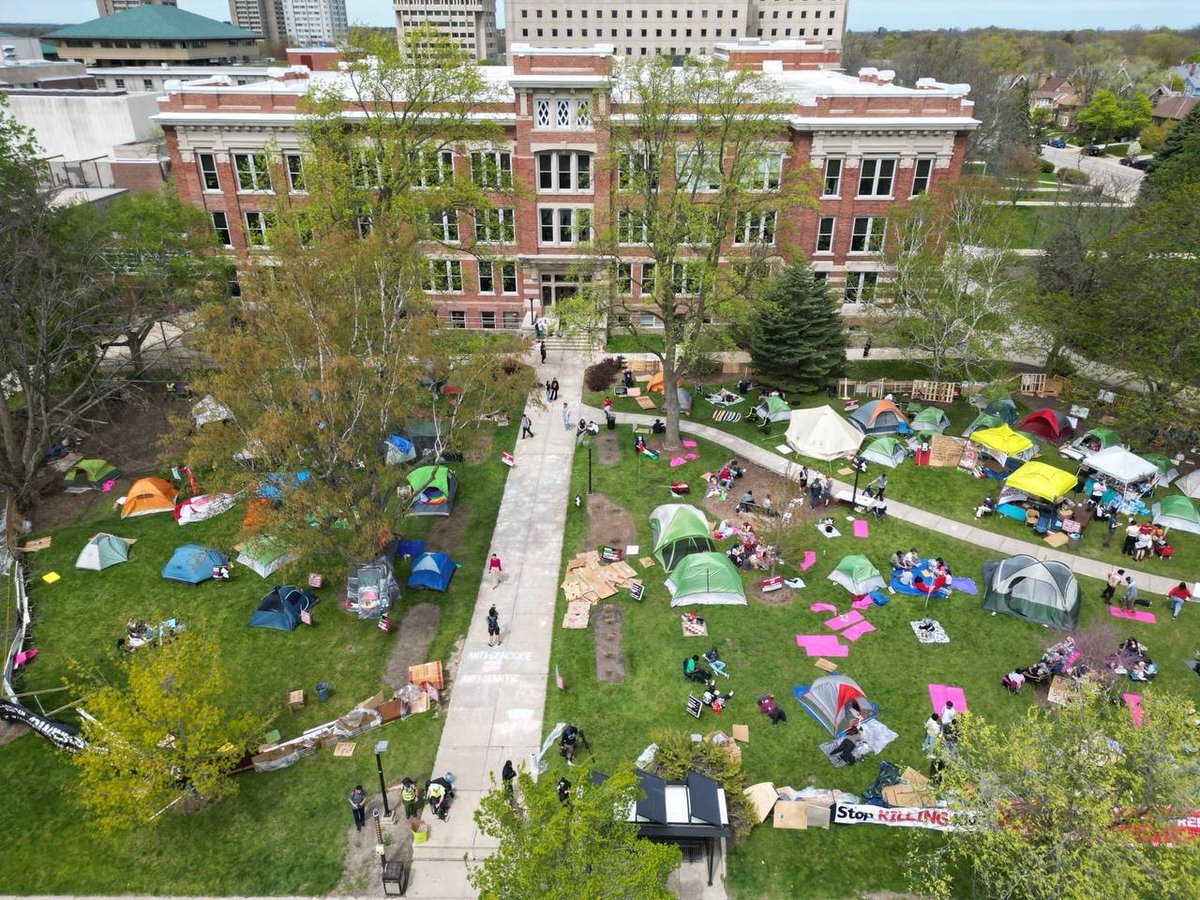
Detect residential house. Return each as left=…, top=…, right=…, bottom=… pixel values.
left=1168, top=63, right=1200, bottom=97
left=1031, top=74, right=1081, bottom=129
left=1150, top=95, right=1200, bottom=127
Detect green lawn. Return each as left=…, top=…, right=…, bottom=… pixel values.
left=1009, top=205, right=1129, bottom=249
left=543, top=430, right=1200, bottom=898
left=0, top=436, right=514, bottom=894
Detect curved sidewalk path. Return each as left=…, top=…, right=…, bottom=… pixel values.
left=584, top=405, right=1183, bottom=598
left=404, top=352, right=583, bottom=898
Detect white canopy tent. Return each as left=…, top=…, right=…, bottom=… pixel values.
left=785, top=406, right=863, bottom=461
left=1080, top=446, right=1158, bottom=486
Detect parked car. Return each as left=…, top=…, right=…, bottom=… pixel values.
left=1084, top=144, right=1103, bottom=156
left=1119, top=156, right=1136, bottom=166
left=1044, top=138, right=1067, bottom=148
left=1130, top=158, right=1151, bottom=171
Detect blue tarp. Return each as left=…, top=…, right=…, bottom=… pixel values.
left=406, top=551, right=458, bottom=592
left=248, top=585, right=318, bottom=631
left=161, top=544, right=228, bottom=585
left=385, top=435, right=416, bottom=465
left=394, top=539, right=427, bottom=559
left=889, top=559, right=952, bottom=599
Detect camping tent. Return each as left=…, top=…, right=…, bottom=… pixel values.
left=407, top=466, right=457, bottom=516
left=1019, top=408, right=1074, bottom=443
left=982, top=394, right=1018, bottom=424
left=649, top=504, right=714, bottom=571
left=1080, top=447, right=1158, bottom=486
left=981, top=554, right=1079, bottom=628
left=1152, top=496, right=1200, bottom=535
left=75, top=533, right=130, bottom=571
left=861, top=437, right=905, bottom=469
left=347, top=557, right=400, bottom=619
left=664, top=552, right=747, bottom=607
left=63, top=458, right=120, bottom=488
left=236, top=536, right=296, bottom=578
left=827, top=555, right=886, bottom=595
left=1060, top=427, right=1123, bottom=461
left=910, top=407, right=951, bottom=434
left=1178, top=470, right=1200, bottom=500
left=962, top=413, right=1005, bottom=439
left=121, top=477, right=178, bottom=518
left=970, top=425, right=1036, bottom=465
left=385, top=435, right=417, bottom=466
left=677, top=385, right=693, bottom=416
left=785, top=406, right=864, bottom=461
left=753, top=396, right=792, bottom=424
left=792, top=674, right=878, bottom=739
left=1005, top=462, right=1077, bottom=502
left=1142, top=453, right=1179, bottom=486
left=174, top=492, right=236, bottom=525
left=248, top=585, right=318, bottom=631
left=161, top=544, right=228, bottom=585
left=191, top=395, right=233, bottom=428
left=647, top=371, right=681, bottom=395
left=849, top=399, right=909, bottom=435
left=407, top=551, right=458, bottom=591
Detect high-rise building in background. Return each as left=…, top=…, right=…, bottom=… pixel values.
left=229, top=0, right=288, bottom=47
left=393, top=0, right=499, bottom=62
left=282, top=0, right=348, bottom=47
left=504, top=0, right=847, bottom=59
left=96, top=0, right=176, bottom=16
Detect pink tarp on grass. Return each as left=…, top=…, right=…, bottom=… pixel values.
left=852, top=520, right=869, bottom=538
left=841, top=621, right=876, bottom=641
left=801, top=551, right=818, bottom=571
left=682, top=440, right=698, bottom=448
left=795, top=634, right=850, bottom=657
left=809, top=603, right=838, bottom=613
left=928, top=684, right=968, bottom=714
left=824, top=610, right=864, bottom=631
left=851, top=597, right=873, bottom=610
left=1123, top=693, right=1143, bottom=727
left=1109, top=606, right=1157, bottom=624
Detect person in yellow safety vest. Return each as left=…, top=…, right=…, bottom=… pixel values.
left=400, top=777, right=419, bottom=818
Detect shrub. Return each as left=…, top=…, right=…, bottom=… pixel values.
left=1104, top=142, right=1129, bottom=156
left=651, top=729, right=753, bottom=839
left=1059, top=167, right=1089, bottom=185
left=684, top=352, right=722, bottom=377
left=1039, top=159, right=1056, bottom=174
left=584, top=356, right=623, bottom=391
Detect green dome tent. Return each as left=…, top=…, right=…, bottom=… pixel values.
left=861, top=437, right=905, bottom=469
left=910, top=407, right=950, bottom=434
left=63, top=458, right=120, bottom=488
left=1152, top=495, right=1200, bottom=535
left=75, top=533, right=130, bottom=571
left=407, top=465, right=457, bottom=517
left=827, top=555, right=886, bottom=595
left=962, top=412, right=1005, bottom=439
left=649, top=504, right=714, bottom=571
left=664, top=552, right=746, bottom=607
left=236, top=536, right=297, bottom=579
left=1141, top=453, right=1179, bottom=486
left=1061, top=426, right=1123, bottom=461
left=981, top=555, right=1079, bottom=628
left=753, top=395, right=791, bottom=424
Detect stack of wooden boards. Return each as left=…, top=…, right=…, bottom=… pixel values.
left=561, top=550, right=640, bottom=629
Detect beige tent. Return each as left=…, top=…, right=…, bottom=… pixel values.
left=785, top=406, right=863, bottom=461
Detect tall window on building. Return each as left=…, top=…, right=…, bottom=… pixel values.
left=285, top=153, right=305, bottom=192
left=474, top=208, right=515, bottom=243
left=423, top=259, right=464, bottom=292
left=198, top=152, right=220, bottom=191
left=617, top=209, right=648, bottom=244
left=850, top=217, right=885, bottom=253
left=672, top=261, right=702, bottom=294
left=538, top=207, right=592, bottom=244
left=822, top=158, right=842, bottom=196
left=243, top=210, right=273, bottom=246
left=911, top=157, right=934, bottom=196
left=615, top=262, right=633, bottom=294
left=233, top=152, right=271, bottom=192
left=676, top=149, right=722, bottom=192
left=410, top=147, right=454, bottom=188
left=429, top=209, right=459, bottom=242
left=815, top=216, right=835, bottom=253
left=857, top=158, right=896, bottom=197
left=745, top=152, right=784, bottom=190
left=733, top=210, right=777, bottom=245
left=500, top=260, right=518, bottom=293
left=470, top=150, right=513, bottom=190
left=844, top=272, right=879, bottom=304
left=536, top=152, right=592, bottom=191
left=478, top=261, right=495, bottom=293
left=210, top=210, right=231, bottom=247
left=618, top=151, right=658, bottom=190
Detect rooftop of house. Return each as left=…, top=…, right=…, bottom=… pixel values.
left=1152, top=96, right=1200, bottom=121
left=44, top=5, right=260, bottom=42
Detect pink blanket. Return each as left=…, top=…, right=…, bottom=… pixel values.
left=1109, top=606, right=1157, bottom=624
left=795, top=634, right=850, bottom=657
left=841, top=621, right=876, bottom=642
left=1123, top=692, right=1143, bottom=728
left=824, top=610, right=864, bottom=631
left=852, top=520, right=869, bottom=538
left=928, top=684, right=968, bottom=714
left=809, top=603, right=839, bottom=613
left=851, top=597, right=873, bottom=610
left=801, top=551, right=817, bottom=571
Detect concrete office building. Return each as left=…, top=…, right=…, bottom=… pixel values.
left=156, top=40, right=975, bottom=328
left=394, top=0, right=500, bottom=62
left=96, top=0, right=176, bottom=16
left=504, top=0, right=848, bottom=59
left=282, top=0, right=348, bottom=47
left=229, top=0, right=289, bottom=46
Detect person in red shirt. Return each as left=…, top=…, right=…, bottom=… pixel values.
left=1167, top=582, right=1191, bottom=619
left=487, top=552, right=503, bottom=589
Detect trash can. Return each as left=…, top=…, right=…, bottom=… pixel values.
left=606, top=412, right=616, bottom=430
left=315, top=681, right=331, bottom=702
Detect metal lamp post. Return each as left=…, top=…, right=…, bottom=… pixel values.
left=587, top=440, right=594, bottom=495
left=375, top=740, right=392, bottom=820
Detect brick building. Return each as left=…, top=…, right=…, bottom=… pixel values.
left=156, top=41, right=977, bottom=330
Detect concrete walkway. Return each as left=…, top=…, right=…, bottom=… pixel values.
left=405, top=353, right=583, bottom=899
left=584, top=405, right=1183, bottom=597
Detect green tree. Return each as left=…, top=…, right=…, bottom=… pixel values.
left=469, top=763, right=681, bottom=899
left=183, top=30, right=537, bottom=563
left=908, top=688, right=1200, bottom=899
left=70, top=632, right=269, bottom=831
left=747, top=261, right=846, bottom=394
left=1139, top=30, right=1194, bottom=68
left=1141, top=101, right=1200, bottom=201
left=563, top=55, right=811, bottom=450
left=1031, top=105, right=1057, bottom=142
left=1138, top=120, right=1175, bottom=152
left=1076, top=88, right=1127, bottom=140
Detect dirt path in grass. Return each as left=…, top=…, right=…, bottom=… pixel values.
left=584, top=493, right=637, bottom=552
left=381, top=603, right=441, bottom=692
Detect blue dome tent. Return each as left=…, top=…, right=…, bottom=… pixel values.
left=406, top=551, right=459, bottom=592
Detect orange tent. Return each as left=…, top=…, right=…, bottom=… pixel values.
left=120, top=477, right=178, bottom=519
left=647, top=371, right=682, bottom=395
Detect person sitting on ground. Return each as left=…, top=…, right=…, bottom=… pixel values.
left=702, top=682, right=733, bottom=712
left=652, top=418, right=666, bottom=434
left=705, top=475, right=721, bottom=499
left=933, top=558, right=951, bottom=579
left=1129, top=659, right=1158, bottom=681
left=684, top=654, right=710, bottom=683
left=727, top=542, right=746, bottom=567
left=717, top=465, right=734, bottom=489
left=758, top=694, right=788, bottom=725
left=634, top=434, right=647, bottom=454
left=974, top=496, right=996, bottom=519
left=833, top=726, right=866, bottom=765
left=889, top=549, right=907, bottom=571
left=903, top=548, right=921, bottom=569
left=704, top=646, right=727, bottom=677
left=761, top=493, right=773, bottom=512
left=577, top=418, right=588, bottom=436
left=1002, top=670, right=1026, bottom=693
left=560, top=724, right=581, bottom=765
left=737, top=489, right=755, bottom=513
left=727, top=459, right=744, bottom=479
left=556, top=777, right=571, bottom=804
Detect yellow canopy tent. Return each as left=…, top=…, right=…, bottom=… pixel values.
left=971, top=425, right=1035, bottom=463
left=1005, top=461, right=1077, bottom=502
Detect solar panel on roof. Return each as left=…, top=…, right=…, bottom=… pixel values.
left=635, top=768, right=667, bottom=824
left=686, top=771, right=722, bottom=825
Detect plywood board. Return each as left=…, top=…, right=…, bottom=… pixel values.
left=640, top=556, right=655, bottom=568
left=814, top=658, right=839, bottom=672
left=562, top=600, right=591, bottom=629
left=635, top=396, right=657, bottom=410
left=333, top=742, right=356, bottom=757
left=773, top=800, right=808, bottom=830
left=731, top=723, right=749, bottom=743
left=744, top=782, right=778, bottom=824
left=929, top=433, right=966, bottom=468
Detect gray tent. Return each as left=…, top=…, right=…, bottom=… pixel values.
left=981, top=554, right=1079, bottom=629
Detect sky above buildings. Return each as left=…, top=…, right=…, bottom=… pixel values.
left=6, top=0, right=1197, bottom=31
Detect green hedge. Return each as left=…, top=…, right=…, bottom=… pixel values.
left=1039, top=159, right=1056, bottom=174
left=1104, top=142, right=1129, bottom=156
left=1059, top=167, right=1090, bottom=185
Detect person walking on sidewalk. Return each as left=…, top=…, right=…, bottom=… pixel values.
left=487, top=604, right=502, bottom=646
left=521, top=413, right=534, bottom=439
left=487, top=552, right=503, bottom=588
left=561, top=402, right=572, bottom=430
left=1167, top=582, right=1191, bottom=619
left=1101, top=568, right=1124, bottom=603
left=501, top=759, right=517, bottom=802
left=550, top=377, right=559, bottom=400
left=349, top=784, right=367, bottom=832
left=539, top=340, right=547, bottom=364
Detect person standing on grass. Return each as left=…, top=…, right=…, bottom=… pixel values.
left=521, top=413, right=534, bottom=439
left=1101, top=568, right=1124, bottom=603
left=1102, top=508, right=1120, bottom=547
left=1122, top=575, right=1138, bottom=612
left=487, top=552, right=503, bottom=589
left=1122, top=520, right=1140, bottom=555
left=821, top=476, right=833, bottom=507
left=487, top=604, right=501, bottom=646
left=349, top=784, right=367, bottom=832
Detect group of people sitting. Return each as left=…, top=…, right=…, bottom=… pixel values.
left=1107, top=637, right=1159, bottom=682
left=720, top=521, right=777, bottom=571
left=888, top=549, right=953, bottom=594
left=1005, top=636, right=1082, bottom=690
left=682, top=650, right=734, bottom=711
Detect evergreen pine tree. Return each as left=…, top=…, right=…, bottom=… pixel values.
left=1141, top=102, right=1200, bottom=203
left=748, top=261, right=847, bottom=393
